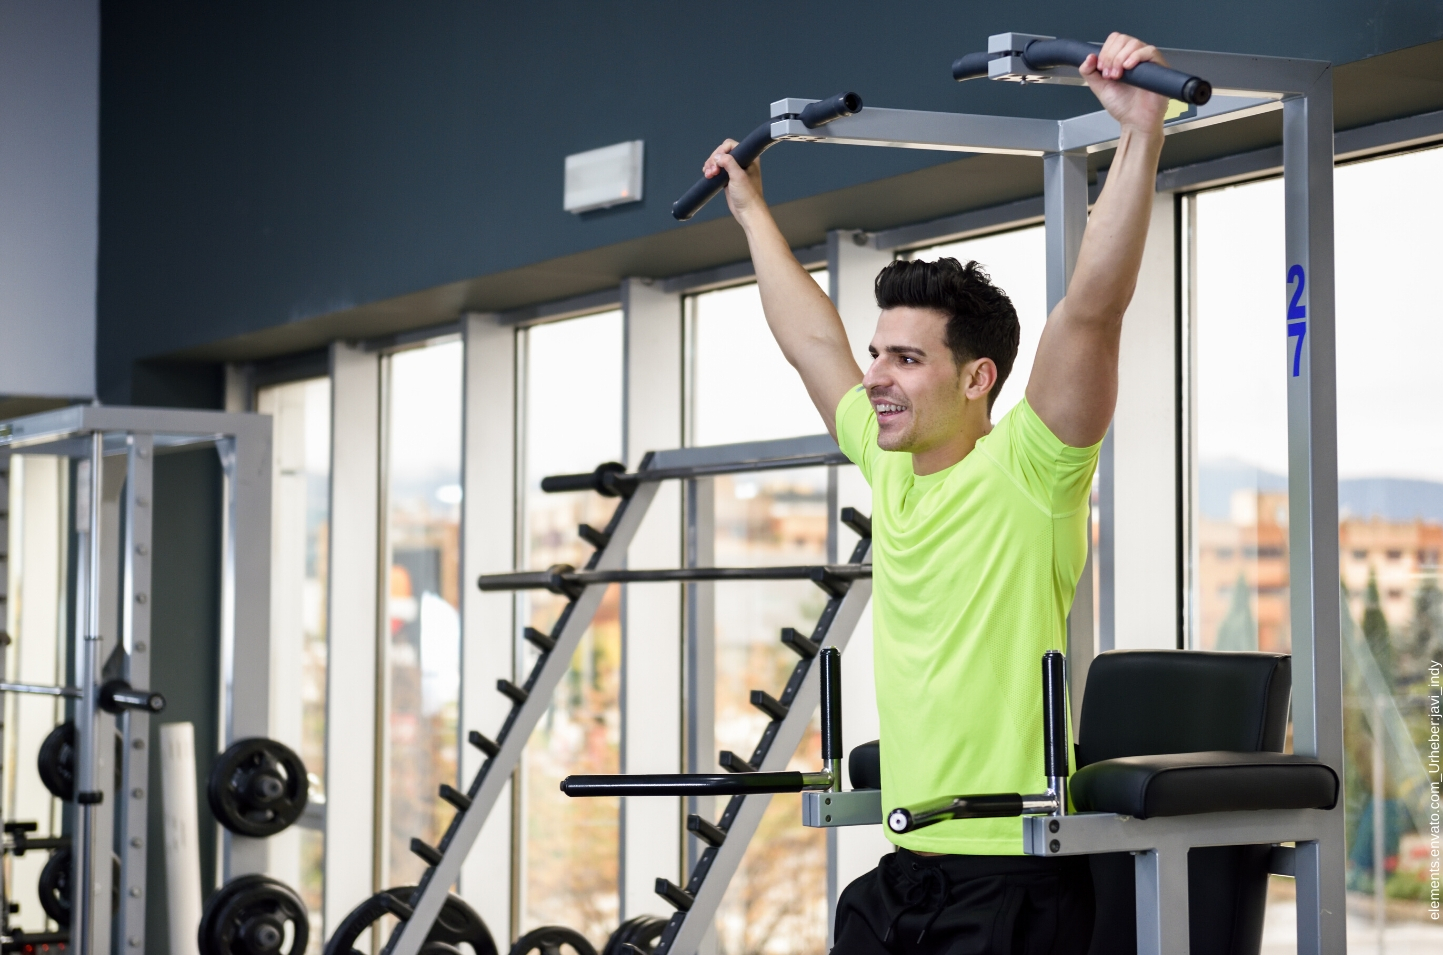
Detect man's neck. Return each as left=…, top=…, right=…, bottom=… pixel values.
left=910, top=418, right=991, bottom=476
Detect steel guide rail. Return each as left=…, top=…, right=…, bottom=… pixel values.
left=381, top=440, right=871, bottom=955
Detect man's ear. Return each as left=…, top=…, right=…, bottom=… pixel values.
left=964, top=357, right=998, bottom=402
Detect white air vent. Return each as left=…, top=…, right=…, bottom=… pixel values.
left=564, top=140, right=644, bottom=214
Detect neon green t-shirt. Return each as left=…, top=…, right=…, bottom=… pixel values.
left=835, top=384, right=1100, bottom=855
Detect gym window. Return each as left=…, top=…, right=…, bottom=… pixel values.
left=1183, top=141, right=1443, bottom=915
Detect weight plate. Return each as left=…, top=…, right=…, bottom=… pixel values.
left=37, top=846, right=71, bottom=927
left=323, top=886, right=497, bottom=955
left=509, top=925, right=597, bottom=955
left=37, top=722, right=75, bottom=802
left=198, top=874, right=308, bottom=955
left=208, top=737, right=308, bottom=837
left=601, top=916, right=666, bottom=955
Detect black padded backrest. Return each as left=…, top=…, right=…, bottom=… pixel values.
left=1080, top=651, right=1293, bottom=955
left=849, top=740, right=880, bottom=790
left=1077, top=650, right=1290, bottom=767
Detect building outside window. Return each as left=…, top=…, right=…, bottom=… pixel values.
left=383, top=342, right=465, bottom=888
left=257, top=377, right=331, bottom=951
left=690, top=275, right=833, bottom=955
left=520, top=310, right=625, bottom=940
left=1188, top=146, right=1443, bottom=950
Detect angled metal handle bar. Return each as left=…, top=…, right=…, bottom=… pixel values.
left=888, top=651, right=1069, bottom=833
left=477, top=563, right=870, bottom=596
left=562, top=647, right=845, bottom=797
left=541, top=450, right=851, bottom=498
left=954, top=37, right=1212, bottom=105
left=671, top=92, right=862, bottom=221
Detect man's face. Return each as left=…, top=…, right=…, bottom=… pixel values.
left=863, top=307, right=983, bottom=453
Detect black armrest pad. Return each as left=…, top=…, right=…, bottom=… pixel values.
left=849, top=740, right=880, bottom=790
left=1071, top=751, right=1337, bottom=819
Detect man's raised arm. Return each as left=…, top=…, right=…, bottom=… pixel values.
left=1026, top=33, right=1170, bottom=448
left=706, top=144, right=864, bottom=440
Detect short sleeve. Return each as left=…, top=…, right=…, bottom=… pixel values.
left=834, top=384, right=877, bottom=484
left=980, top=399, right=1100, bottom=517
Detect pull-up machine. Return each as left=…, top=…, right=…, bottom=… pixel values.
left=576, top=31, right=1345, bottom=955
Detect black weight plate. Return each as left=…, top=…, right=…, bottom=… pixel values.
left=37, top=846, right=71, bottom=926
left=602, top=916, right=666, bottom=955
left=381, top=888, right=497, bottom=955
left=37, top=722, right=75, bottom=802
left=199, top=873, right=308, bottom=955
left=208, top=737, right=309, bottom=837
left=323, top=886, right=497, bottom=955
left=509, top=925, right=597, bottom=955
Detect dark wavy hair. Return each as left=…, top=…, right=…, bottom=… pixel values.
left=873, top=257, right=1021, bottom=412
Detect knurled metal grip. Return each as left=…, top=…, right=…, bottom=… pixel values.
left=1041, top=651, right=1069, bottom=780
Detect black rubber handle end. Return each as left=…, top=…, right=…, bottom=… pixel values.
left=798, top=91, right=863, bottom=128
left=952, top=51, right=994, bottom=81
left=1181, top=77, right=1213, bottom=106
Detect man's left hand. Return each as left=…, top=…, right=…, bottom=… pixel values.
left=1079, top=33, right=1170, bottom=134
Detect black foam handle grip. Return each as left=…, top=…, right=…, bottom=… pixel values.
left=671, top=121, right=778, bottom=221
left=951, top=51, right=996, bottom=81
left=819, top=647, right=842, bottom=761
left=1023, top=38, right=1211, bottom=105
left=672, top=92, right=862, bottom=221
left=1041, top=650, right=1069, bottom=778
left=798, top=91, right=863, bottom=127
left=561, top=772, right=806, bottom=797
left=540, top=461, right=632, bottom=497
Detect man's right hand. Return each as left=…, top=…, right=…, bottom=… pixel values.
left=704, top=140, right=767, bottom=224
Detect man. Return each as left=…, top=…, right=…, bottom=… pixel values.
left=699, top=33, right=1170, bottom=955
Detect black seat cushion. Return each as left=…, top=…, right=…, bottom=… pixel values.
left=849, top=740, right=880, bottom=790
left=1077, top=651, right=1291, bottom=766
left=1072, top=750, right=1338, bottom=819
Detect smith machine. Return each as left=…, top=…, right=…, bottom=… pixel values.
left=0, top=405, right=290, bottom=955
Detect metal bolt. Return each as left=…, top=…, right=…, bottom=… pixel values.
left=129, top=936, right=141, bottom=947
left=133, top=738, right=144, bottom=749
left=132, top=788, right=144, bottom=799
left=136, top=496, right=149, bottom=507
left=135, top=640, right=147, bottom=653
left=136, top=543, right=148, bottom=556
left=135, top=593, right=148, bottom=604
left=129, top=886, right=141, bottom=897
left=136, top=446, right=150, bottom=459
left=131, top=837, right=142, bottom=848
left=1048, top=820, right=1060, bottom=833
left=1049, top=839, right=1061, bottom=853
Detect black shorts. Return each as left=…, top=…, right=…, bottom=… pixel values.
left=831, top=849, right=1094, bottom=955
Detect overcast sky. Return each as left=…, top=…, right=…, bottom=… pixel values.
left=1197, top=145, right=1443, bottom=482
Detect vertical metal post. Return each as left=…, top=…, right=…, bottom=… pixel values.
left=682, top=474, right=715, bottom=955
left=73, top=432, right=104, bottom=955
left=1281, top=68, right=1347, bottom=955
left=116, top=433, right=155, bottom=952
left=1133, top=847, right=1190, bottom=955
left=1045, top=149, right=1095, bottom=714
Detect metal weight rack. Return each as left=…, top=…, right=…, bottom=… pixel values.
left=697, top=32, right=1343, bottom=955
left=374, top=435, right=872, bottom=955
left=0, top=405, right=272, bottom=954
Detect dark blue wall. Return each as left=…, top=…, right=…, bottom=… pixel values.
left=97, top=1, right=1443, bottom=403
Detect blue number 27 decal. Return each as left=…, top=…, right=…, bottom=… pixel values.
left=1286, top=264, right=1306, bottom=377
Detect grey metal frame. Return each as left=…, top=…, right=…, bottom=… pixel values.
left=0, top=405, right=272, bottom=955
left=773, top=35, right=1342, bottom=955
left=383, top=434, right=871, bottom=955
